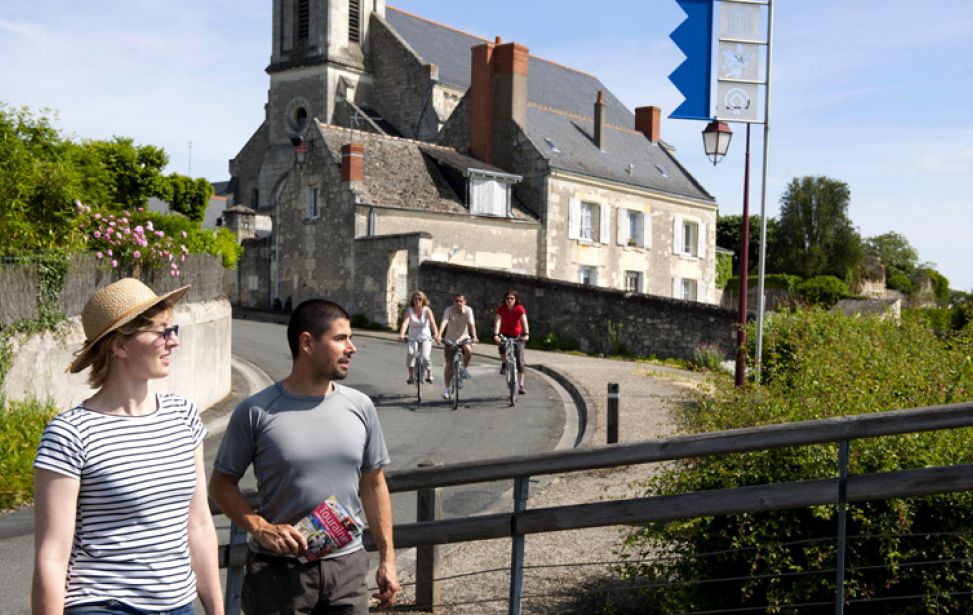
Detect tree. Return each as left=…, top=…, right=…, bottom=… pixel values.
left=771, top=176, right=863, bottom=279
left=75, top=137, right=169, bottom=210
left=0, top=104, right=86, bottom=254
left=716, top=215, right=779, bottom=276
left=157, top=173, right=213, bottom=223
left=863, top=231, right=919, bottom=280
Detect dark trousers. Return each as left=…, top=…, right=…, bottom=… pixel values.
left=242, top=548, right=369, bottom=615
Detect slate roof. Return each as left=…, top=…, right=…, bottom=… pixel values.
left=385, top=6, right=715, bottom=204
left=315, top=122, right=537, bottom=221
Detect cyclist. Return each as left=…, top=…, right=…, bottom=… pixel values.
left=437, top=294, right=478, bottom=400
left=398, top=290, right=440, bottom=385
left=493, top=289, right=530, bottom=395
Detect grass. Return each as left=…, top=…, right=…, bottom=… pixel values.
left=0, top=399, right=58, bottom=509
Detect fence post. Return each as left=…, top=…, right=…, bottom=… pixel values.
left=224, top=521, right=247, bottom=615
left=416, top=462, right=442, bottom=612
left=508, top=476, right=531, bottom=615
left=607, top=383, right=619, bottom=444
left=835, top=440, right=849, bottom=615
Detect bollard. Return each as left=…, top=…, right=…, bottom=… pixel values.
left=415, top=462, right=442, bottom=612
left=607, top=383, right=619, bottom=444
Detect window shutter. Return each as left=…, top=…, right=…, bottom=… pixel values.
left=599, top=204, right=610, bottom=245
left=673, top=216, right=682, bottom=254
left=672, top=277, right=680, bottom=298
left=616, top=208, right=627, bottom=246
left=568, top=197, right=581, bottom=240
left=697, top=221, right=706, bottom=259
left=643, top=212, right=652, bottom=249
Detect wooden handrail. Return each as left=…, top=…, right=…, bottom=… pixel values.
left=383, top=402, right=973, bottom=492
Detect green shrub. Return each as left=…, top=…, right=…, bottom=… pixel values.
left=619, top=310, right=973, bottom=613
left=796, top=275, right=848, bottom=307
left=0, top=399, right=58, bottom=509
left=904, top=308, right=955, bottom=334
left=724, top=273, right=801, bottom=294
left=887, top=272, right=913, bottom=294
left=692, top=343, right=727, bottom=371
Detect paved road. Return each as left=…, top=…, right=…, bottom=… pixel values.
left=0, top=319, right=570, bottom=614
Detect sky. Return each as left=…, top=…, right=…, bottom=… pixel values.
left=2, top=1, right=972, bottom=291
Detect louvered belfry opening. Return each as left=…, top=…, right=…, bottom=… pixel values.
left=296, top=0, right=310, bottom=42
left=348, top=0, right=361, bottom=44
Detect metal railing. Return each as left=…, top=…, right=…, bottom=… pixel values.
left=212, top=400, right=973, bottom=614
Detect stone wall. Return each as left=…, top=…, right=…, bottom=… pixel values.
left=419, top=262, right=736, bottom=361
left=1, top=255, right=225, bottom=326
left=1, top=255, right=232, bottom=410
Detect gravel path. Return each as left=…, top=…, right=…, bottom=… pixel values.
left=387, top=347, right=706, bottom=614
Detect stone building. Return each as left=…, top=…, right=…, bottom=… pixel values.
left=228, top=0, right=719, bottom=324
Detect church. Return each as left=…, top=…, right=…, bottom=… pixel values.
left=227, top=0, right=719, bottom=326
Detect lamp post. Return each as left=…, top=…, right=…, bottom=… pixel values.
left=703, top=119, right=749, bottom=387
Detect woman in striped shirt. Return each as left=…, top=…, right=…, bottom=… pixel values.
left=32, top=278, right=223, bottom=615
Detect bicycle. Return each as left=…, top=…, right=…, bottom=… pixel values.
left=406, top=337, right=433, bottom=403
left=498, top=334, right=521, bottom=407
left=443, top=338, right=473, bottom=410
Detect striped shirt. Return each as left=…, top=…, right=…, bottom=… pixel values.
left=33, top=393, right=206, bottom=610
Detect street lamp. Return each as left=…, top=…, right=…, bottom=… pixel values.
left=702, top=118, right=750, bottom=387
left=701, top=120, right=732, bottom=166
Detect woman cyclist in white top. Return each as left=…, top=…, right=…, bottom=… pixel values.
left=398, top=290, right=440, bottom=384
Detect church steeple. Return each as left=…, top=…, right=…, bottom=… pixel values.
left=269, top=0, right=384, bottom=72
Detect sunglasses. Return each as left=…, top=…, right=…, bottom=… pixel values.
left=138, top=325, right=179, bottom=341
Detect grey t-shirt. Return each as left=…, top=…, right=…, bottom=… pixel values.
left=213, top=382, right=390, bottom=557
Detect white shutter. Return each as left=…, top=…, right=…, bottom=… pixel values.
left=643, top=212, right=652, bottom=249
left=697, top=221, right=706, bottom=259
left=568, top=197, right=581, bottom=240
left=616, top=208, right=627, bottom=246
left=672, top=216, right=682, bottom=254
left=599, top=204, right=610, bottom=245
left=672, top=277, right=680, bottom=298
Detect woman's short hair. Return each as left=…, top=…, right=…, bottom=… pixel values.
left=86, top=301, right=174, bottom=388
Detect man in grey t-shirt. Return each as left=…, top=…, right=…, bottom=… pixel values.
left=210, top=300, right=399, bottom=613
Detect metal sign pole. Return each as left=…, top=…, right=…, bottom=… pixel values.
left=754, top=0, right=774, bottom=385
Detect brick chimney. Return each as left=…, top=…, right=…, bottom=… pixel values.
left=469, top=38, right=529, bottom=169
left=634, top=106, right=661, bottom=144
left=341, top=142, right=364, bottom=183
left=593, top=90, right=607, bottom=150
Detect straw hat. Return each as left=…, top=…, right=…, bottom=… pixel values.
left=68, top=278, right=191, bottom=373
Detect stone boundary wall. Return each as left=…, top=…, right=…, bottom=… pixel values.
left=1, top=254, right=232, bottom=411
left=1, top=254, right=225, bottom=326
left=420, top=262, right=736, bottom=361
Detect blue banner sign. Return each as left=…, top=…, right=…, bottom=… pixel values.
left=669, top=0, right=715, bottom=121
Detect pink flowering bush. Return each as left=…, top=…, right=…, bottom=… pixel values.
left=75, top=201, right=187, bottom=276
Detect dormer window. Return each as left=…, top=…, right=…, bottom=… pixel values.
left=469, top=176, right=510, bottom=217
left=464, top=169, right=521, bottom=218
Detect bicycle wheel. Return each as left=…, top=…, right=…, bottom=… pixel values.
left=451, top=358, right=460, bottom=410
left=415, top=360, right=423, bottom=403
left=508, top=359, right=517, bottom=406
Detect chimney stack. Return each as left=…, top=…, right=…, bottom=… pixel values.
left=593, top=90, right=607, bottom=150
left=635, top=106, right=661, bottom=144
left=341, top=142, right=365, bottom=183
left=469, top=39, right=529, bottom=169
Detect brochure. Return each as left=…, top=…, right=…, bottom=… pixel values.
left=294, top=496, right=363, bottom=563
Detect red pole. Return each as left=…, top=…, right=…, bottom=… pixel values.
left=736, top=124, right=751, bottom=387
